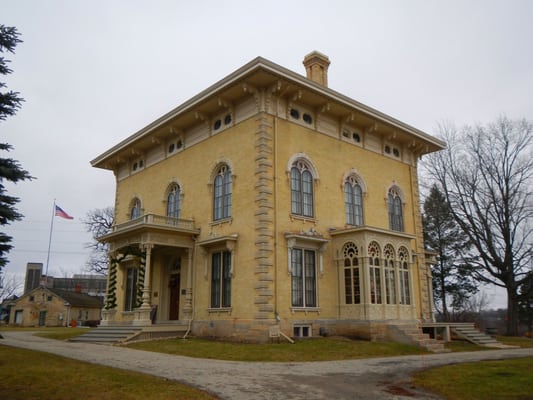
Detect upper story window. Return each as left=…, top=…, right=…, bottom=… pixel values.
left=167, top=184, right=181, bottom=218
left=291, top=160, right=314, bottom=217
left=213, top=164, right=232, bottom=221
left=388, top=186, right=404, bottom=232
left=130, top=198, right=142, bottom=220
left=344, top=175, right=364, bottom=226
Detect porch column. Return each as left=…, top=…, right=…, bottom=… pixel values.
left=183, top=247, right=194, bottom=318
left=140, top=244, right=154, bottom=309
left=134, top=243, right=153, bottom=325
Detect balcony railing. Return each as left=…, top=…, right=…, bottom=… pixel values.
left=110, top=213, right=197, bottom=234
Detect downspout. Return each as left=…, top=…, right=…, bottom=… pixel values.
left=273, top=114, right=279, bottom=322
left=183, top=237, right=198, bottom=339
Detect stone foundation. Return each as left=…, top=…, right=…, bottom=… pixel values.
left=190, top=318, right=418, bottom=343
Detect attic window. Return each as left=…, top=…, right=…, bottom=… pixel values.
left=352, top=133, right=361, bottom=142
left=224, top=114, right=232, bottom=125
left=393, top=148, right=400, bottom=157
left=29, top=295, right=34, bottom=302
left=342, top=130, right=350, bottom=138
left=168, top=143, right=175, bottom=153
left=177, top=140, right=183, bottom=149
left=303, top=113, right=313, bottom=124
left=290, top=108, right=300, bottom=119
left=214, top=119, right=222, bottom=130
left=384, top=145, right=391, bottom=154
left=132, top=162, right=138, bottom=171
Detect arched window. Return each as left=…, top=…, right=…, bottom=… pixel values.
left=344, top=175, right=363, bottom=226
left=130, top=198, right=141, bottom=220
left=388, top=187, right=404, bottom=231
left=384, top=244, right=396, bottom=304
left=398, top=246, right=411, bottom=305
left=368, top=241, right=382, bottom=304
left=291, top=160, right=314, bottom=217
left=167, top=184, right=181, bottom=218
left=213, top=164, right=232, bottom=221
left=343, top=242, right=360, bottom=304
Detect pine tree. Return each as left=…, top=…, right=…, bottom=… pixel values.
left=0, top=25, right=32, bottom=272
left=423, top=184, right=478, bottom=321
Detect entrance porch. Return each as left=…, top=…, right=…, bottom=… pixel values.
left=98, top=213, right=200, bottom=327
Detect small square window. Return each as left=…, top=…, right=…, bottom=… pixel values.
left=293, top=325, right=312, bottom=338
left=29, top=295, right=34, bottom=302
left=47, top=296, right=52, bottom=301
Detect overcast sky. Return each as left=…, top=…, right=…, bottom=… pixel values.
left=2, top=1, right=532, bottom=307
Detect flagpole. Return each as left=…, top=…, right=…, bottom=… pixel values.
left=45, top=200, right=56, bottom=277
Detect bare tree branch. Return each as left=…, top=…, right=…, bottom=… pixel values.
left=423, top=116, right=533, bottom=335
left=81, top=207, right=114, bottom=275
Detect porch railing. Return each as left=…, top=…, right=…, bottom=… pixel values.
left=110, top=213, right=197, bottom=233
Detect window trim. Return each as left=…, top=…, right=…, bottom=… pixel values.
left=166, top=183, right=182, bottom=219
left=211, top=163, right=233, bottom=221
left=387, top=185, right=405, bottom=232
left=287, top=154, right=318, bottom=218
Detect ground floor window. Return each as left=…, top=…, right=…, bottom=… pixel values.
left=343, top=242, right=360, bottom=304
left=291, top=248, right=317, bottom=307
left=124, top=267, right=138, bottom=311
left=211, top=251, right=231, bottom=308
left=398, top=246, right=411, bottom=305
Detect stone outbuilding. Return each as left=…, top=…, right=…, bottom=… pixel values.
left=9, top=286, right=103, bottom=327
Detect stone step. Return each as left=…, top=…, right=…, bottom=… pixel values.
left=70, top=326, right=142, bottom=343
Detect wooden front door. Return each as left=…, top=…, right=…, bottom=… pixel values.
left=38, top=310, right=46, bottom=326
left=169, top=274, right=180, bottom=320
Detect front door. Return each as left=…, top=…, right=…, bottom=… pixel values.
left=169, top=274, right=180, bottom=320
left=38, top=310, right=46, bottom=326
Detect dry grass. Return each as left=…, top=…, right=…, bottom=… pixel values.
left=0, top=344, right=217, bottom=400
left=413, top=357, right=533, bottom=400
left=128, top=336, right=428, bottom=361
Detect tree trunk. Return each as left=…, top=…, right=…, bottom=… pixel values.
left=506, top=288, right=520, bottom=336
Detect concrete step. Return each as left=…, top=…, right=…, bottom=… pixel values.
left=452, top=326, right=502, bottom=346
left=70, top=326, right=142, bottom=343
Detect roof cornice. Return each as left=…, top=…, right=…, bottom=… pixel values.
left=91, top=56, right=445, bottom=167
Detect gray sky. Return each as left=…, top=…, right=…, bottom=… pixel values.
left=2, top=0, right=532, bottom=307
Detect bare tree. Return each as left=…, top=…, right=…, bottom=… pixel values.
left=0, top=272, right=22, bottom=302
left=82, top=207, right=114, bottom=275
left=424, top=116, right=533, bottom=335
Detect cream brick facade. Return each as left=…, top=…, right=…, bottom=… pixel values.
left=92, top=52, right=445, bottom=342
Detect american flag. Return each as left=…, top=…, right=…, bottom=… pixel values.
left=55, top=205, right=74, bottom=220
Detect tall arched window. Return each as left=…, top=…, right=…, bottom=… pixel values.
left=344, top=175, right=363, bottom=226
left=368, top=241, right=382, bottom=304
left=343, top=242, right=360, bottom=304
left=213, top=164, right=232, bottom=221
left=291, top=160, right=314, bottom=217
left=167, top=184, right=181, bottom=218
left=384, top=244, right=396, bottom=304
left=398, top=246, right=411, bottom=305
left=388, top=187, right=404, bottom=231
left=130, top=198, right=141, bottom=220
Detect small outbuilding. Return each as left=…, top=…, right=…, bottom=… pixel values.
left=9, top=286, right=103, bottom=327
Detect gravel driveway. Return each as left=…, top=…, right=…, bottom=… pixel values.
left=2, top=331, right=533, bottom=399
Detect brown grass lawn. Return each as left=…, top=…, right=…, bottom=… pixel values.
left=413, top=357, right=533, bottom=400
left=0, top=344, right=217, bottom=400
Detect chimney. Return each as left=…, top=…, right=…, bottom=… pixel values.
left=303, top=51, right=330, bottom=87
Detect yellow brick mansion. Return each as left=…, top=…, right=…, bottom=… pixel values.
left=91, top=52, right=445, bottom=342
